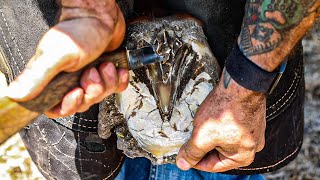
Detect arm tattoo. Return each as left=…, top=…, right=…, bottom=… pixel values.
left=239, top=0, right=320, bottom=57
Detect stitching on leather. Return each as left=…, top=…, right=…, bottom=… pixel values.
left=77, top=121, right=84, bottom=175
left=266, top=75, right=298, bottom=111
left=103, top=155, right=125, bottom=180
left=266, top=75, right=300, bottom=119
left=36, top=162, right=54, bottom=179
left=0, top=10, right=20, bottom=74
left=73, top=115, right=98, bottom=122
left=48, top=147, right=52, bottom=176
left=71, top=121, right=98, bottom=129
left=52, top=145, right=107, bottom=167
left=36, top=123, right=78, bottom=175
left=33, top=123, right=55, bottom=179
left=57, top=117, right=98, bottom=129
left=56, top=116, right=98, bottom=129
left=0, top=10, right=26, bottom=66
left=49, top=150, right=78, bottom=174
left=237, top=142, right=301, bottom=171
left=52, top=119, right=98, bottom=134
left=34, top=123, right=47, bottom=173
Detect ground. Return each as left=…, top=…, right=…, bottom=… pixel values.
left=0, top=134, right=44, bottom=179
left=0, top=27, right=319, bottom=180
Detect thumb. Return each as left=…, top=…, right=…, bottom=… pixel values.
left=6, top=28, right=81, bottom=101
left=176, top=131, right=215, bottom=171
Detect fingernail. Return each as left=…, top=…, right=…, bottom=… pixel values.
left=177, top=158, right=191, bottom=171
left=89, top=68, right=101, bottom=83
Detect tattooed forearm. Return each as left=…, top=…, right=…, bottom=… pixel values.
left=239, top=0, right=283, bottom=56
left=238, top=0, right=320, bottom=71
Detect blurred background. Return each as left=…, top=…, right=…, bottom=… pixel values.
left=0, top=25, right=319, bottom=180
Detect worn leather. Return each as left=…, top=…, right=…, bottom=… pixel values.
left=0, top=0, right=304, bottom=178
left=0, top=0, right=130, bottom=179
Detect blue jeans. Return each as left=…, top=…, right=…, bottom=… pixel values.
left=115, top=157, right=265, bottom=180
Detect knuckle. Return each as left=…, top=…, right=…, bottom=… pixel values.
left=185, top=151, right=201, bottom=162
left=183, top=146, right=202, bottom=163
left=242, top=139, right=257, bottom=151
left=93, top=84, right=106, bottom=94
left=83, top=85, right=105, bottom=100
left=193, top=141, right=203, bottom=151
left=84, top=95, right=97, bottom=104
left=240, top=151, right=255, bottom=166
left=106, top=76, right=118, bottom=86
left=84, top=89, right=105, bottom=103
left=182, top=144, right=206, bottom=163
left=104, top=79, right=118, bottom=93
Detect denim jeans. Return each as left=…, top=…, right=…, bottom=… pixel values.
left=115, top=157, right=265, bottom=180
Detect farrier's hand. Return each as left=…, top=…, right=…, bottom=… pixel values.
left=176, top=0, right=320, bottom=173
left=176, top=69, right=266, bottom=172
left=6, top=0, right=128, bottom=118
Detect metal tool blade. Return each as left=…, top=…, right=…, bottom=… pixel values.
left=128, top=45, right=165, bottom=70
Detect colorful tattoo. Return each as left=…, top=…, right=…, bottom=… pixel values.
left=261, top=0, right=304, bottom=29
left=239, top=0, right=320, bottom=57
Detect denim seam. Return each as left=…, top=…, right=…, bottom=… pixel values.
left=155, top=165, right=158, bottom=180
left=237, top=141, right=301, bottom=171
left=149, top=164, right=157, bottom=180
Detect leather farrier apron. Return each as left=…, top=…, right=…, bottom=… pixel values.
left=0, top=0, right=304, bottom=179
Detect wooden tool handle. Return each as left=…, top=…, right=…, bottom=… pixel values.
left=19, top=49, right=128, bottom=113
